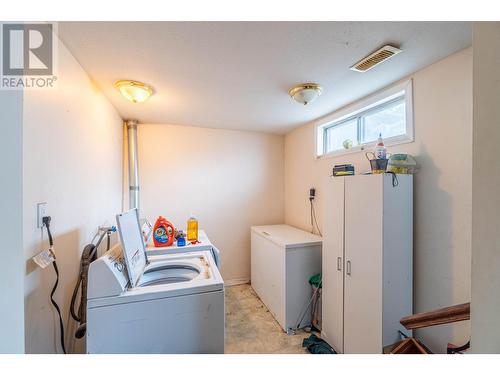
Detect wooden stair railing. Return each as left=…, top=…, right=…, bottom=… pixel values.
left=391, top=302, right=471, bottom=354
left=400, top=302, right=470, bottom=330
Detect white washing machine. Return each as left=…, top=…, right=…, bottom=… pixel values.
left=86, top=209, right=225, bottom=354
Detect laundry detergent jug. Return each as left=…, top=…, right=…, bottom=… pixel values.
left=152, top=216, right=175, bottom=247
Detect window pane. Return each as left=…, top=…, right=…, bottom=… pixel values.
left=325, top=118, right=358, bottom=153
left=362, top=99, right=406, bottom=143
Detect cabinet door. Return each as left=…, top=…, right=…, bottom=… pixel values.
left=321, top=177, right=345, bottom=353
left=344, top=175, right=383, bottom=353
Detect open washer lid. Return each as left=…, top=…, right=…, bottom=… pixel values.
left=116, top=208, right=147, bottom=288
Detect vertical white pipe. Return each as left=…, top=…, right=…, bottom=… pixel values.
left=126, top=119, right=140, bottom=212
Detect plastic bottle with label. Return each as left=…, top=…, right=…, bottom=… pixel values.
left=374, top=133, right=387, bottom=159
left=187, top=215, right=198, bottom=242
left=152, top=216, right=175, bottom=247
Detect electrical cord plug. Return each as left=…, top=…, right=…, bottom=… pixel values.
left=42, top=215, right=51, bottom=227
left=309, top=187, right=316, bottom=201
left=42, top=216, right=53, bottom=247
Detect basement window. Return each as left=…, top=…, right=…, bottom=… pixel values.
left=316, top=80, right=413, bottom=157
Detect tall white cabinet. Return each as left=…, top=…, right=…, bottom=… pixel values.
left=322, top=174, right=413, bottom=354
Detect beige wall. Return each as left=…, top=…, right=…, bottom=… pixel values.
left=0, top=88, right=24, bottom=353
left=22, top=36, right=123, bottom=353
left=137, top=124, right=284, bottom=283
left=471, top=22, right=500, bottom=353
left=284, top=48, right=472, bottom=353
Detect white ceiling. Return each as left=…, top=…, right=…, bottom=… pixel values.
left=58, top=22, right=471, bottom=134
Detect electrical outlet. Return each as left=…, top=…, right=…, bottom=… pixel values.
left=37, top=202, right=48, bottom=228
left=309, top=188, right=316, bottom=199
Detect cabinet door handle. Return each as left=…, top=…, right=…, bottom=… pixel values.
left=346, top=260, right=351, bottom=276
left=337, top=257, right=342, bottom=271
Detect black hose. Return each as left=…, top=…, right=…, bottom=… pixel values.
left=70, top=243, right=96, bottom=332
left=42, top=216, right=67, bottom=354
left=70, top=272, right=83, bottom=322
left=70, top=229, right=111, bottom=339
left=50, top=261, right=67, bottom=354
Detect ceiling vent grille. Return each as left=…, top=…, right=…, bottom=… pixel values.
left=350, top=45, right=402, bottom=72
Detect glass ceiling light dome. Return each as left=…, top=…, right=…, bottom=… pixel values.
left=288, top=83, right=322, bottom=105
left=114, top=80, right=154, bottom=103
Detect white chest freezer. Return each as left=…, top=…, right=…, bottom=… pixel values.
left=251, top=224, right=322, bottom=332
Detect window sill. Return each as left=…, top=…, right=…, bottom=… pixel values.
left=316, top=135, right=414, bottom=160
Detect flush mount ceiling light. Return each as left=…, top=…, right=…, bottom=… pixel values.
left=114, top=80, right=154, bottom=103
left=288, top=83, right=322, bottom=105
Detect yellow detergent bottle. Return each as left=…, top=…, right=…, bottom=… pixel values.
left=187, top=214, right=199, bottom=242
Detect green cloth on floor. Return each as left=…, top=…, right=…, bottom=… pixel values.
left=302, top=334, right=336, bottom=354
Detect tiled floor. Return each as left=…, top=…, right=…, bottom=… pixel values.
left=225, top=283, right=310, bottom=354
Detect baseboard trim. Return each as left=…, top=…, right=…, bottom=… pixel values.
left=225, top=278, right=250, bottom=286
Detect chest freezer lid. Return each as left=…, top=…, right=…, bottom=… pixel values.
left=251, top=224, right=322, bottom=249
left=116, top=208, right=147, bottom=288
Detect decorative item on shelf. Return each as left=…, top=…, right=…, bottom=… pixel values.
left=374, top=133, right=387, bottom=159
left=365, top=152, right=390, bottom=174
left=342, top=139, right=354, bottom=150
left=387, top=154, right=418, bottom=174
left=365, top=133, right=392, bottom=174
left=332, top=164, right=355, bottom=177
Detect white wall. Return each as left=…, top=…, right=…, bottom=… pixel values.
left=22, top=36, right=123, bottom=353
left=471, top=22, right=500, bottom=353
left=0, top=89, right=25, bottom=353
left=284, top=48, right=472, bottom=353
left=137, top=124, right=284, bottom=283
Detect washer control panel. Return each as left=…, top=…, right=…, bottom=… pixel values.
left=88, top=245, right=129, bottom=299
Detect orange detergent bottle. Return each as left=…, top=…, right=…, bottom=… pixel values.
left=153, top=216, right=175, bottom=247
left=187, top=215, right=198, bottom=242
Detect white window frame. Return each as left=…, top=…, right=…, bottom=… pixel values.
left=316, top=79, right=414, bottom=158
